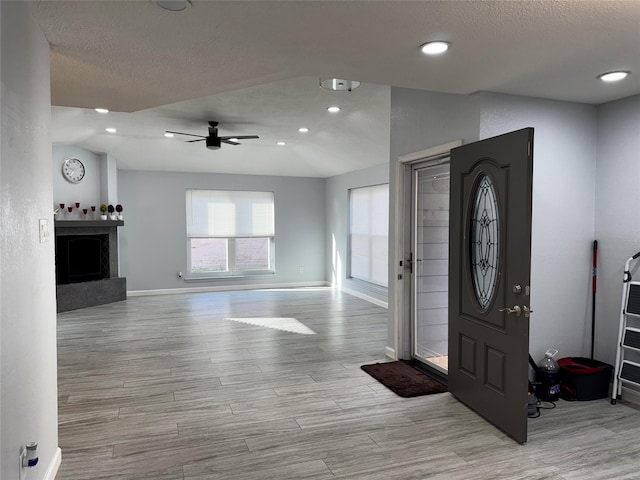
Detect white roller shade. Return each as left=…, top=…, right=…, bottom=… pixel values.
left=349, top=184, right=389, bottom=286
left=186, top=190, right=274, bottom=237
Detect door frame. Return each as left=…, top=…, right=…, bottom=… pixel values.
left=390, top=140, right=461, bottom=360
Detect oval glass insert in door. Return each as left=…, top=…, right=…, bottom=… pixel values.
left=470, top=175, right=500, bottom=309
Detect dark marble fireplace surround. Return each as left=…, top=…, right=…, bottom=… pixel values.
left=55, top=220, right=126, bottom=312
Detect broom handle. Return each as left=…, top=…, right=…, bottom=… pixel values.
left=591, top=240, right=598, bottom=360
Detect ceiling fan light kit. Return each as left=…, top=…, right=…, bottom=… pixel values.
left=206, top=136, right=221, bottom=150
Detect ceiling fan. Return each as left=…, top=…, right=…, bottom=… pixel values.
left=166, top=121, right=259, bottom=150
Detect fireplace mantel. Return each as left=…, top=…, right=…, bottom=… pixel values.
left=55, top=220, right=124, bottom=229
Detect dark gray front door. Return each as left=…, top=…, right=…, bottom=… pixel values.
left=448, top=128, right=534, bottom=444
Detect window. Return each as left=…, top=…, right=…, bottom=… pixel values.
left=186, top=190, right=275, bottom=276
left=349, top=184, right=389, bottom=287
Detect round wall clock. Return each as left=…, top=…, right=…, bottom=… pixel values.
left=62, top=157, right=86, bottom=184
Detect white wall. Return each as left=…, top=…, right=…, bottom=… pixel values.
left=595, top=95, right=640, bottom=366
left=325, top=163, right=389, bottom=304
left=118, top=170, right=326, bottom=291
left=478, top=92, right=598, bottom=361
left=1, top=3, right=60, bottom=479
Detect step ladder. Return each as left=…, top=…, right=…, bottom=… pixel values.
left=612, top=252, right=640, bottom=404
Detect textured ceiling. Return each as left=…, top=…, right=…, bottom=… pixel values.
left=32, top=0, right=640, bottom=177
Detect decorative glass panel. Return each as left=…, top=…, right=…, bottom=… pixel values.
left=470, top=175, right=500, bottom=309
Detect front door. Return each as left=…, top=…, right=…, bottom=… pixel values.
left=448, top=128, right=534, bottom=444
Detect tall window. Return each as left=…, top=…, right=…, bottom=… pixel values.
left=186, top=190, right=275, bottom=276
left=349, top=184, right=389, bottom=287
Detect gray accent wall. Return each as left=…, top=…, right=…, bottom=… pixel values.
left=325, top=163, right=389, bottom=303
left=118, top=170, right=326, bottom=291
left=1, top=2, right=60, bottom=478
left=595, top=95, right=640, bottom=367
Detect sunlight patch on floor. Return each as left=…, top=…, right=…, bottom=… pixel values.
left=426, top=355, right=448, bottom=372
left=227, top=317, right=317, bottom=335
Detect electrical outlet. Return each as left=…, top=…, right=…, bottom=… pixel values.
left=299, top=266, right=304, bottom=274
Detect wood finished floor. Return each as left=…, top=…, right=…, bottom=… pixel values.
left=57, top=288, right=640, bottom=480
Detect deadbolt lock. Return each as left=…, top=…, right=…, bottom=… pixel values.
left=513, top=284, right=522, bottom=294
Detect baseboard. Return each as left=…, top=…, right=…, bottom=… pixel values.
left=340, top=286, right=389, bottom=309
left=385, top=346, right=397, bottom=360
left=127, top=281, right=330, bottom=297
left=44, top=448, right=62, bottom=480
left=621, top=386, right=640, bottom=406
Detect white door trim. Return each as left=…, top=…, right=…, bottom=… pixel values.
left=391, top=140, right=462, bottom=360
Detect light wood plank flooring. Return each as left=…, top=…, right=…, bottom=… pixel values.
left=57, top=288, right=640, bottom=479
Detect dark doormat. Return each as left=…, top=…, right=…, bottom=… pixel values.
left=361, top=360, right=448, bottom=398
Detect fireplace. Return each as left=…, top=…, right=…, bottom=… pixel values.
left=54, top=220, right=126, bottom=312
left=56, top=234, right=109, bottom=284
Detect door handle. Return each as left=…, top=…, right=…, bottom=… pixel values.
left=499, top=305, right=522, bottom=317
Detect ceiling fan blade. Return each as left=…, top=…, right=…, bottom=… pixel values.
left=219, top=135, right=259, bottom=140
left=165, top=131, right=207, bottom=139
left=186, top=138, right=206, bottom=143
left=220, top=139, right=240, bottom=146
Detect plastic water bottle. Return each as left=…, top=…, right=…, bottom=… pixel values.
left=537, top=349, right=561, bottom=401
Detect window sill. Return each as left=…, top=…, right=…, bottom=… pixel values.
left=185, top=272, right=276, bottom=282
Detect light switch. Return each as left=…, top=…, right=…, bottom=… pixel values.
left=39, top=219, right=49, bottom=243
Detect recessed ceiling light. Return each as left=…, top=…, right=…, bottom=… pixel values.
left=598, top=70, right=630, bottom=82
left=298, top=127, right=309, bottom=133
left=164, top=132, right=174, bottom=138
left=152, top=0, right=191, bottom=12
left=327, top=106, right=341, bottom=113
left=420, top=41, right=450, bottom=55
left=105, top=127, right=117, bottom=133
left=95, top=108, right=109, bottom=114
left=277, top=141, right=286, bottom=146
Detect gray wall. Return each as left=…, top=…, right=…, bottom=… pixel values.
left=325, top=163, right=389, bottom=303
left=595, top=95, right=640, bottom=367
left=118, top=170, right=326, bottom=291
left=53, top=146, right=119, bottom=216
left=478, top=92, right=598, bottom=361
left=1, top=3, right=60, bottom=479
left=388, top=87, right=481, bottom=357
left=52, top=146, right=102, bottom=212
left=387, top=88, right=602, bottom=362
